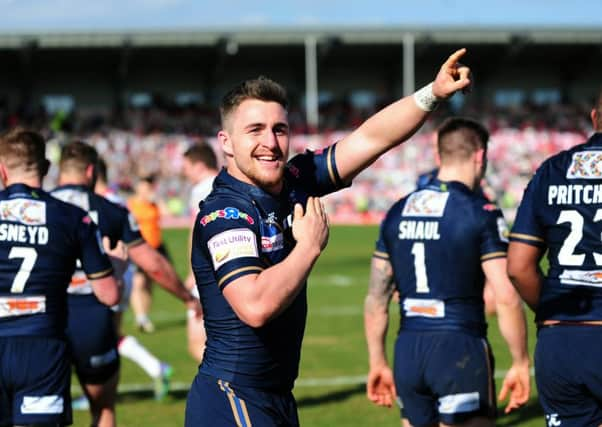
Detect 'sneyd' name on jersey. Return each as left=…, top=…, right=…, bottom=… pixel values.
left=0, top=184, right=113, bottom=337
left=51, top=185, right=144, bottom=296
left=375, top=179, right=508, bottom=336
left=192, top=144, right=347, bottom=391
left=511, top=133, right=602, bottom=322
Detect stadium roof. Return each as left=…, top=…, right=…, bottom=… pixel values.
left=1, top=26, right=602, bottom=49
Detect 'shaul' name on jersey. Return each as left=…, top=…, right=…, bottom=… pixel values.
left=398, top=220, right=441, bottom=240
left=548, top=184, right=602, bottom=205
left=0, top=223, right=48, bottom=245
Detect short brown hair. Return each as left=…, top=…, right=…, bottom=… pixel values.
left=437, top=117, right=489, bottom=163
left=59, top=141, right=99, bottom=175
left=220, top=76, right=288, bottom=126
left=183, top=143, right=218, bottom=170
left=0, top=127, right=49, bottom=177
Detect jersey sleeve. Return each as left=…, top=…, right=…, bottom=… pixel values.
left=196, top=199, right=263, bottom=290
left=373, top=217, right=390, bottom=261
left=479, top=204, right=509, bottom=262
left=76, top=212, right=114, bottom=280
left=286, top=142, right=349, bottom=197
left=509, top=168, right=546, bottom=247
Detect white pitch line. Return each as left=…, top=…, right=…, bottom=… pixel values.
left=72, top=368, right=535, bottom=395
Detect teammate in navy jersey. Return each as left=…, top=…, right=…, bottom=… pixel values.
left=365, top=118, right=529, bottom=427
left=508, top=92, right=602, bottom=427
left=417, top=168, right=498, bottom=315
left=0, top=128, right=119, bottom=426
left=54, top=141, right=201, bottom=427
left=185, top=49, right=473, bottom=426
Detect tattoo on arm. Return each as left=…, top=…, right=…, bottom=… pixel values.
left=365, top=258, right=395, bottom=313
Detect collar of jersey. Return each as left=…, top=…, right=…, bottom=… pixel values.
left=6, top=183, right=40, bottom=197
left=587, top=132, right=602, bottom=146
left=427, top=177, right=473, bottom=195
left=215, top=168, right=284, bottom=204
left=53, top=184, right=89, bottom=192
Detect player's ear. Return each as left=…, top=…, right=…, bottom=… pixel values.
left=591, top=108, right=598, bottom=130
left=85, top=163, right=95, bottom=181
left=218, top=130, right=234, bottom=157
left=0, top=163, right=8, bottom=186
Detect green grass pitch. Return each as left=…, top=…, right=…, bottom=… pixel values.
left=72, top=226, right=543, bottom=426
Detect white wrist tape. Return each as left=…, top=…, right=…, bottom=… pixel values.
left=413, top=82, right=440, bottom=112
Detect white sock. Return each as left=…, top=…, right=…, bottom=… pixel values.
left=136, top=314, right=151, bottom=325
left=118, top=335, right=162, bottom=378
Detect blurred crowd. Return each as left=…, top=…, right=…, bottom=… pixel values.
left=0, top=99, right=593, bottom=224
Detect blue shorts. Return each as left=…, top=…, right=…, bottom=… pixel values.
left=185, top=374, right=299, bottom=427
left=536, top=324, right=602, bottom=427
left=394, top=330, right=496, bottom=427
left=0, top=336, right=72, bottom=426
left=67, top=295, right=119, bottom=384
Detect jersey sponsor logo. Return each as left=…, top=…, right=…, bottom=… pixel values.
left=20, top=395, right=64, bottom=415
left=207, top=228, right=258, bottom=269
left=52, top=188, right=90, bottom=210
left=438, top=392, right=480, bottom=414
left=68, top=270, right=93, bottom=294
left=559, top=269, right=602, bottom=287
left=403, top=298, right=445, bottom=318
left=402, top=190, right=449, bottom=218
left=567, top=151, right=602, bottom=179
left=0, top=295, right=46, bottom=317
left=497, top=217, right=509, bottom=243
left=398, top=220, right=441, bottom=240
left=201, top=207, right=255, bottom=226
left=261, top=233, right=284, bottom=252
left=0, top=199, right=46, bottom=225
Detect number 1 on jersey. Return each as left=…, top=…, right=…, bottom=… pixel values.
left=9, top=247, right=38, bottom=293
left=411, top=242, right=430, bottom=293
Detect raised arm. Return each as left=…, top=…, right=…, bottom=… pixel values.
left=482, top=257, right=530, bottom=414
left=364, top=256, right=396, bottom=408
left=335, top=48, right=471, bottom=183
left=222, top=197, right=329, bottom=328
left=507, top=241, right=545, bottom=311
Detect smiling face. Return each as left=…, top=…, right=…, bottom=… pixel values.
left=218, top=99, right=289, bottom=194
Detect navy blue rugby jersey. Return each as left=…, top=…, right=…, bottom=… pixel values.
left=375, top=179, right=508, bottom=336
left=511, top=133, right=602, bottom=322
left=51, top=184, right=143, bottom=296
left=0, top=184, right=112, bottom=337
left=192, top=144, right=346, bottom=391
left=417, top=167, right=490, bottom=201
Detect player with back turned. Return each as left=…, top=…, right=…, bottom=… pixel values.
left=52, top=141, right=200, bottom=426
left=364, top=118, right=530, bottom=427
left=0, top=128, right=119, bottom=426
left=185, top=49, right=472, bottom=426
left=508, top=89, right=602, bottom=427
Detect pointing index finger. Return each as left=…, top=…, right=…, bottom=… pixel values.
left=442, top=48, right=467, bottom=70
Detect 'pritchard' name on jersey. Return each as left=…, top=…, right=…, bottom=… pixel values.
left=0, top=184, right=113, bottom=337
left=511, top=132, right=602, bottom=322
left=51, top=184, right=144, bottom=297
left=192, top=144, right=347, bottom=392
left=375, top=179, right=509, bottom=336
